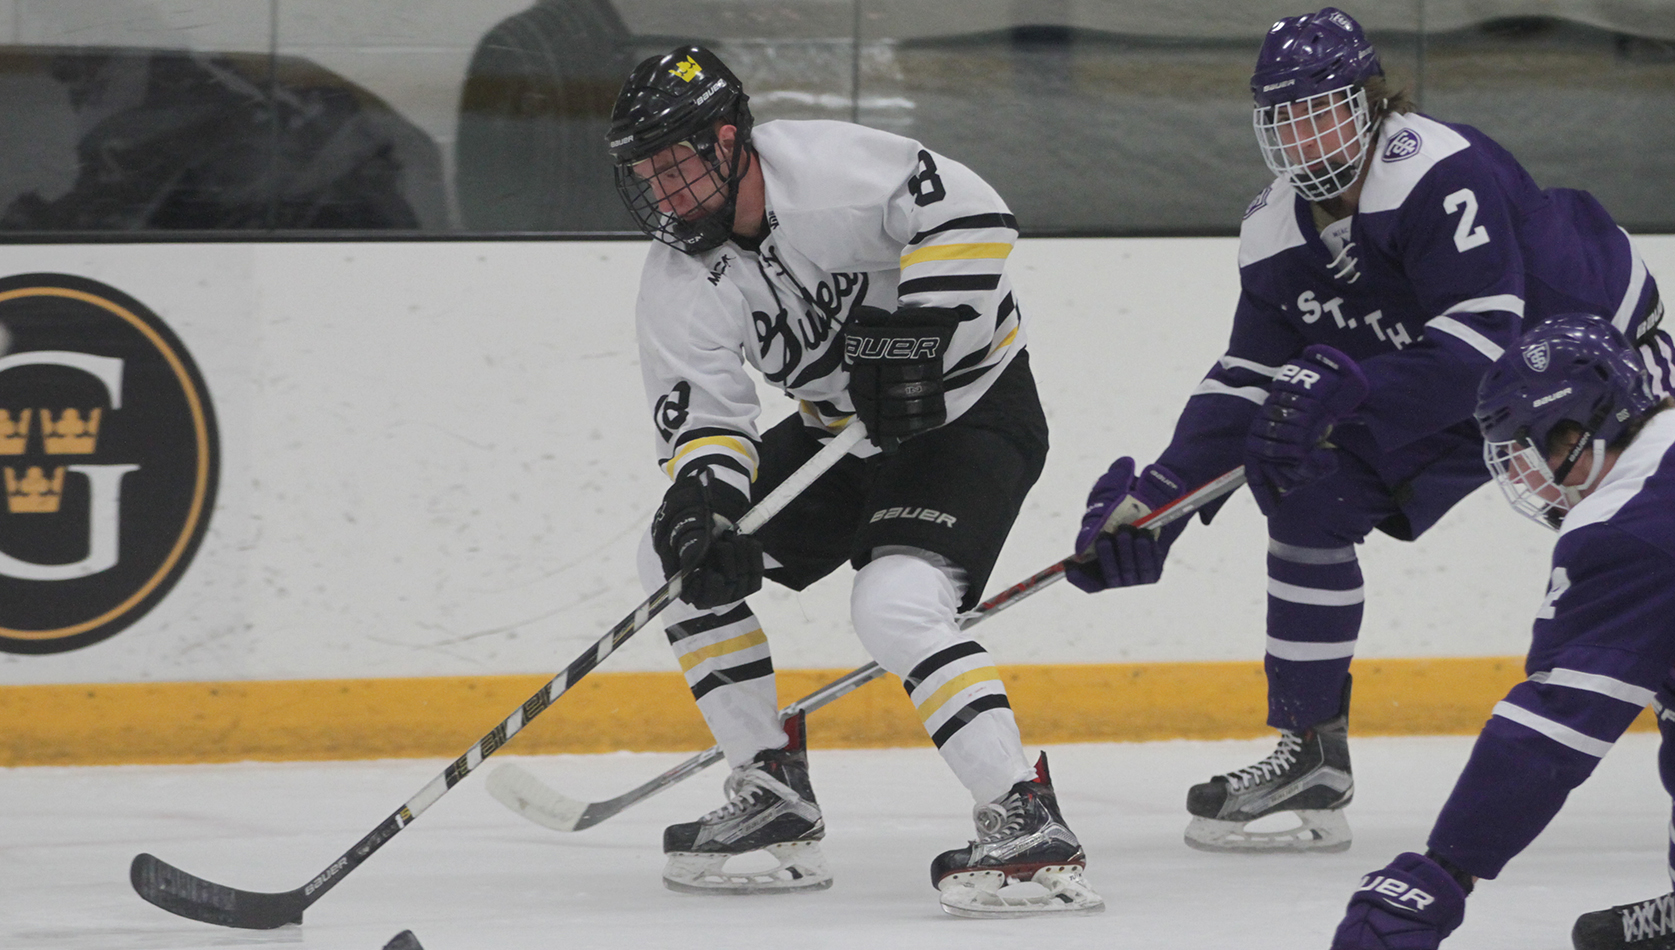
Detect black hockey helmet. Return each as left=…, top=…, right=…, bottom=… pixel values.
left=607, top=46, right=753, bottom=254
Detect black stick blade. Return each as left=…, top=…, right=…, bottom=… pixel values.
left=130, top=853, right=307, bottom=930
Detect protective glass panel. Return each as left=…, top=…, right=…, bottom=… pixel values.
left=0, top=1, right=1665, bottom=235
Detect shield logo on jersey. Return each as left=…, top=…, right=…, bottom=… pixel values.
left=1382, top=129, right=1423, bottom=162
left=1524, top=341, right=1551, bottom=373
left=1243, top=183, right=1273, bottom=220
left=0, top=273, right=219, bottom=654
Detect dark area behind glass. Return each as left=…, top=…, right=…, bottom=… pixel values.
left=0, top=2, right=1670, bottom=238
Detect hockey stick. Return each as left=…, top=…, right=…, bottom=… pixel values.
left=129, top=422, right=869, bottom=930
left=487, top=464, right=1248, bottom=832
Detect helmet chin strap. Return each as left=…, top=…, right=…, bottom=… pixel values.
left=1549, top=401, right=1614, bottom=496
left=1573, top=439, right=1608, bottom=494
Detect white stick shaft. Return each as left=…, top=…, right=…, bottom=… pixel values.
left=735, top=422, right=865, bottom=535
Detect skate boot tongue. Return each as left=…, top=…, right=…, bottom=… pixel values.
left=973, top=799, right=1026, bottom=840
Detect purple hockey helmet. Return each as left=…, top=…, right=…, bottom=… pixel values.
left=1251, top=8, right=1385, bottom=201
left=1475, top=313, right=1657, bottom=528
left=1251, top=8, right=1383, bottom=107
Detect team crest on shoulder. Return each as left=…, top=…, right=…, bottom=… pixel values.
left=1244, top=183, right=1274, bottom=220
left=1382, top=129, right=1423, bottom=162
left=1524, top=341, right=1551, bottom=372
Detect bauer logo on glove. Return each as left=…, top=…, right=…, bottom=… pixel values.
left=844, top=334, right=947, bottom=362
left=842, top=304, right=973, bottom=453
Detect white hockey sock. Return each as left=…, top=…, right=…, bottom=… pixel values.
left=638, top=530, right=783, bottom=767
left=851, top=551, right=1032, bottom=804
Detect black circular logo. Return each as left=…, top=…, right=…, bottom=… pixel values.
left=0, top=274, right=218, bottom=654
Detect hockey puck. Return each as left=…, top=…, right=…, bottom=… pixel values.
left=383, top=930, right=423, bottom=950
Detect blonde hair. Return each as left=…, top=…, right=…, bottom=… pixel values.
left=1364, top=75, right=1417, bottom=117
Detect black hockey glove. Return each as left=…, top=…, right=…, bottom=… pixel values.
left=651, top=469, right=764, bottom=609
left=843, top=304, right=971, bottom=453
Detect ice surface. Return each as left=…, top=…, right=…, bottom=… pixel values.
left=3, top=735, right=1668, bottom=949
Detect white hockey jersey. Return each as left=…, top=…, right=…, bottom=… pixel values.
left=635, top=119, right=1026, bottom=496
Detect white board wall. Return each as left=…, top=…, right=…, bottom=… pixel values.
left=3, top=235, right=1667, bottom=685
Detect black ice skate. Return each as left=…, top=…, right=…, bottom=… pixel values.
left=661, top=712, right=830, bottom=894
left=1184, top=686, right=1353, bottom=853
left=930, top=752, right=1104, bottom=917
left=1573, top=892, right=1675, bottom=950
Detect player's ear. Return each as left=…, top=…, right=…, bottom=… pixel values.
left=714, top=123, right=738, bottom=162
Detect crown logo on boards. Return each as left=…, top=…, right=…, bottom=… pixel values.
left=4, top=465, right=64, bottom=514
left=41, top=408, right=100, bottom=454
left=0, top=408, right=29, bottom=454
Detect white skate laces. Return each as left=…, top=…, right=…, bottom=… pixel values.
left=701, top=766, right=799, bottom=824
left=1620, top=894, right=1675, bottom=941
left=972, top=799, right=1026, bottom=841
left=1224, top=730, right=1304, bottom=792
left=1572, top=891, right=1675, bottom=949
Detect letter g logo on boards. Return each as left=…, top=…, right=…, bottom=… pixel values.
left=0, top=274, right=219, bottom=654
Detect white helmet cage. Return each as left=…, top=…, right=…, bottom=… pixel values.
left=1481, top=432, right=1607, bottom=530
left=1253, top=84, right=1376, bottom=202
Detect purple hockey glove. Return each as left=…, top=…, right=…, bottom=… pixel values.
left=1246, top=343, right=1370, bottom=516
left=1331, top=853, right=1469, bottom=950
left=1066, top=457, right=1187, bottom=592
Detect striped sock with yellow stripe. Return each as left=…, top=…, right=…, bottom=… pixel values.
left=666, top=602, right=784, bottom=767
left=902, top=638, right=1030, bottom=803
left=851, top=553, right=1033, bottom=803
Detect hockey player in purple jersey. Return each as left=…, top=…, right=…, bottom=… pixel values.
left=604, top=46, right=1102, bottom=916
left=1068, top=6, right=1673, bottom=854
left=1331, top=313, right=1675, bottom=950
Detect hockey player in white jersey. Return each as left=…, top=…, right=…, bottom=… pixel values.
left=605, top=45, right=1101, bottom=917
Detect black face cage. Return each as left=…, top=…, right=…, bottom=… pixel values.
left=614, top=128, right=745, bottom=255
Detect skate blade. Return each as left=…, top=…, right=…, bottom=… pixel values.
left=663, top=840, right=832, bottom=895
left=1184, top=809, right=1352, bottom=853
left=937, top=866, right=1106, bottom=918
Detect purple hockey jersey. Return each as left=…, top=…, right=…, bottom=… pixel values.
left=1158, top=111, right=1670, bottom=536
left=1427, top=410, right=1675, bottom=878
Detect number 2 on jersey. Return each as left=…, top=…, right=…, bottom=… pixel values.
left=1444, top=188, right=1491, bottom=252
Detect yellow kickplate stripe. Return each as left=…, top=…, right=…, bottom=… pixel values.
left=677, top=629, right=768, bottom=674
left=899, top=242, right=1013, bottom=268
left=913, top=666, right=1001, bottom=723
left=0, top=657, right=1654, bottom=767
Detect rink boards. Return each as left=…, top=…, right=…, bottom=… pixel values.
left=1, top=236, right=1670, bottom=765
